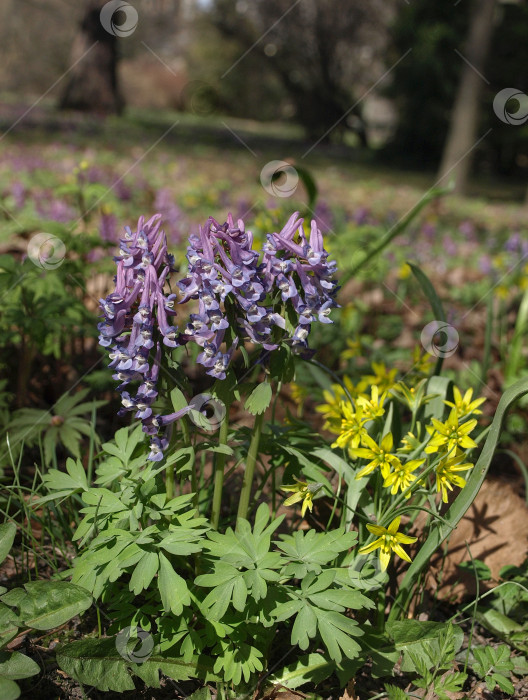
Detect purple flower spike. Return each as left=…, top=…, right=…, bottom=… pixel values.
left=99, top=215, right=188, bottom=460
left=177, top=211, right=338, bottom=372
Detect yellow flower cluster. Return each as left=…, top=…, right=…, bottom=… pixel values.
left=310, top=369, right=487, bottom=571
left=317, top=376, right=484, bottom=505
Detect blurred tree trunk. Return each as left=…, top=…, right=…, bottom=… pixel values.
left=437, top=0, right=497, bottom=194
left=60, top=0, right=123, bottom=114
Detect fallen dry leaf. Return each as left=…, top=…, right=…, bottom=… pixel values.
left=339, top=679, right=358, bottom=700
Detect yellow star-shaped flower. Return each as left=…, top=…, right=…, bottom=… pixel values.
left=444, top=386, right=485, bottom=419
left=353, top=432, right=397, bottom=479
left=331, top=403, right=368, bottom=453
left=435, top=452, right=473, bottom=503
left=356, top=385, right=387, bottom=420
left=281, top=478, right=323, bottom=517
left=425, top=408, right=478, bottom=454
left=358, top=516, right=417, bottom=571
left=383, top=458, right=425, bottom=497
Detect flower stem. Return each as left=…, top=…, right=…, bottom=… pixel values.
left=237, top=412, right=264, bottom=521
left=211, top=411, right=230, bottom=529
left=166, top=463, right=174, bottom=501
left=165, top=424, right=181, bottom=502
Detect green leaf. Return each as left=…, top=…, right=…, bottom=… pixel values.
left=42, top=458, right=88, bottom=493
left=277, top=528, right=357, bottom=578
left=0, top=524, right=16, bottom=566
left=56, top=638, right=220, bottom=692
left=157, top=553, right=190, bottom=615
left=388, top=620, right=463, bottom=650
left=129, top=551, right=159, bottom=596
left=295, top=164, right=318, bottom=210
left=424, top=376, right=453, bottom=422
left=170, top=387, right=188, bottom=412
left=188, top=689, right=212, bottom=700
left=457, top=559, right=492, bottom=581
left=57, top=638, right=135, bottom=692
left=511, top=654, right=528, bottom=676
left=0, top=677, right=20, bottom=700
left=384, top=684, right=408, bottom=700
left=0, top=651, right=40, bottom=679
left=291, top=603, right=317, bottom=651
left=409, top=263, right=446, bottom=323
left=17, top=582, right=92, bottom=631
left=476, top=609, right=524, bottom=637
left=471, top=643, right=515, bottom=687
left=0, top=603, right=21, bottom=648
left=493, top=672, right=514, bottom=694
left=164, top=447, right=195, bottom=474
left=410, top=264, right=448, bottom=374
left=387, top=620, right=463, bottom=672
left=268, top=653, right=335, bottom=689
left=314, top=609, right=362, bottom=663
left=244, top=382, right=272, bottom=416
left=435, top=670, right=467, bottom=696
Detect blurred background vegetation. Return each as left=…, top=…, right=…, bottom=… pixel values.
left=0, top=0, right=527, bottom=195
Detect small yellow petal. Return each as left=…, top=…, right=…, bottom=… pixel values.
left=392, top=543, right=412, bottom=563
left=358, top=537, right=383, bottom=555
left=366, top=524, right=387, bottom=536
left=387, top=517, right=401, bottom=534
left=283, top=492, right=303, bottom=506
left=379, top=548, right=391, bottom=571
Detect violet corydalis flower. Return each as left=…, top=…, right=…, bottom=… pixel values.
left=98, top=214, right=188, bottom=459
left=178, top=211, right=338, bottom=374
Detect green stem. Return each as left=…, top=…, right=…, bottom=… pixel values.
left=211, top=411, right=230, bottom=530
left=237, top=412, right=264, bottom=521
left=166, top=465, right=174, bottom=501
left=165, top=425, right=181, bottom=502
left=341, top=186, right=448, bottom=284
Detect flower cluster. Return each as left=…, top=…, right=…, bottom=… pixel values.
left=318, top=365, right=484, bottom=507
left=98, top=215, right=188, bottom=460
left=99, top=211, right=338, bottom=460
left=177, top=212, right=338, bottom=379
